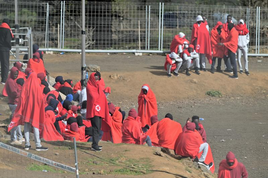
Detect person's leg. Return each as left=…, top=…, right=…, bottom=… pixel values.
left=237, top=48, right=243, bottom=72
left=33, top=126, right=42, bottom=148
left=54, top=121, right=61, bottom=134
left=217, top=58, right=222, bottom=71
left=91, top=116, right=101, bottom=149
left=24, top=122, right=31, bottom=148
left=229, top=50, right=238, bottom=77
left=166, top=63, right=172, bottom=76
left=211, top=57, right=216, bottom=73
left=223, top=55, right=232, bottom=71
left=243, top=46, right=249, bottom=73
left=85, top=127, right=93, bottom=136
left=199, top=54, right=206, bottom=70
left=198, top=142, right=209, bottom=162
left=173, top=61, right=182, bottom=74
left=144, top=135, right=152, bottom=146
left=185, top=59, right=191, bottom=76
left=9, top=104, right=17, bottom=142
left=0, top=51, right=10, bottom=83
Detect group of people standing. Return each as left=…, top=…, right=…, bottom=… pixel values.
left=166, top=14, right=250, bottom=79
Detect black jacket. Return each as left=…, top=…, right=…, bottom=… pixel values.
left=0, top=26, right=12, bottom=51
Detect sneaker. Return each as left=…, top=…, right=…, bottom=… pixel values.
left=10, top=140, right=22, bottom=145
left=202, top=68, right=206, bottom=72
left=25, top=145, right=31, bottom=151
left=36, top=146, right=48, bottom=151
left=195, top=70, right=200, bottom=75
left=216, top=68, right=223, bottom=73
left=239, top=70, right=243, bottom=74
left=173, top=72, right=179, bottom=76
left=193, top=157, right=199, bottom=162
left=19, top=138, right=25, bottom=142
left=198, top=161, right=213, bottom=170
left=1, top=82, right=5, bottom=85
left=186, top=69, right=191, bottom=76
left=245, top=71, right=250, bottom=76
left=230, top=75, right=238, bottom=79
left=210, top=68, right=215, bottom=74
left=167, top=73, right=172, bottom=77
left=98, top=146, right=103, bottom=150
left=224, top=69, right=233, bottom=73
left=91, top=147, right=102, bottom=152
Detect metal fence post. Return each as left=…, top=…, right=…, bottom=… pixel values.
left=148, top=5, right=150, bottom=50
left=158, top=2, right=161, bottom=51
left=255, top=6, right=258, bottom=54
left=81, top=0, right=86, bottom=90
left=145, top=6, right=147, bottom=50
left=45, top=3, right=49, bottom=48
left=258, top=6, right=260, bottom=54
left=62, top=1, right=65, bottom=49
left=73, top=138, right=79, bottom=178
left=60, top=1, right=63, bottom=49
left=161, top=3, right=164, bottom=51
left=15, top=0, right=19, bottom=60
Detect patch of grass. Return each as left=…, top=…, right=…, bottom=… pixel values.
left=27, top=163, right=64, bottom=173
left=185, top=167, right=192, bottom=173
left=206, top=90, right=222, bottom=97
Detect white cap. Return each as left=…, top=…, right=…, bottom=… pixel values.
left=239, top=19, right=244, bottom=24
left=196, top=15, right=203, bottom=22
left=169, top=52, right=179, bottom=59
left=142, top=85, right=149, bottom=91
left=179, top=32, right=185, bottom=38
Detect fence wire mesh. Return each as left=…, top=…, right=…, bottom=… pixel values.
left=0, top=1, right=267, bottom=54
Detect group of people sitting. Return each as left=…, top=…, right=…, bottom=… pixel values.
left=165, top=14, right=249, bottom=79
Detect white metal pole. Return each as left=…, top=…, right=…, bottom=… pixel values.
left=73, top=138, right=79, bottom=178
left=138, top=20, right=141, bottom=50
left=81, top=0, right=86, bottom=89
left=145, top=6, right=147, bottom=50
left=158, top=2, right=161, bottom=50
left=258, top=7, right=260, bottom=54
left=161, top=3, right=164, bottom=51
left=148, top=5, right=150, bottom=50
left=255, top=7, right=257, bottom=54
left=60, top=1, right=63, bottom=49
left=45, top=3, right=49, bottom=48
left=15, top=0, right=19, bottom=60
left=62, top=1, right=65, bottom=49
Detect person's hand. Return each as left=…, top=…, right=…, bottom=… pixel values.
left=218, top=43, right=224, bottom=46
left=63, top=113, right=68, bottom=120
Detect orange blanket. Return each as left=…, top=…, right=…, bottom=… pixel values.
left=110, top=107, right=123, bottom=143
left=27, top=58, right=46, bottom=77
left=146, top=122, right=159, bottom=146
left=223, top=28, right=239, bottom=54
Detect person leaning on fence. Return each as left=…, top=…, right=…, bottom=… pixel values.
left=235, top=19, right=250, bottom=76
left=164, top=52, right=183, bottom=77
left=0, top=18, right=13, bottom=84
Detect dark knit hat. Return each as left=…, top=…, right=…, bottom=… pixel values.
left=165, top=113, right=173, bottom=120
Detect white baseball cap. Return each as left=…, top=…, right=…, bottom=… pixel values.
left=179, top=32, right=185, bottom=38
left=196, top=15, right=203, bottom=22
left=239, top=19, right=244, bottom=24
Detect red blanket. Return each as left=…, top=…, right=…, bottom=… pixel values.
left=170, top=35, right=185, bottom=53
left=8, top=72, right=45, bottom=132
left=2, top=70, right=26, bottom=97
left=138, top=84, right=158, bottom=127
left=218, top=159, right=238, bottom=178
left=110, top=107, right=123, bottom=143
left=42, top=110, right=64, bottom=141
left=157, top=118, right=182, bottom=149
left=146, top=122, right=159, bottom=146
left=164, top=54, right=177, bottom=72
left=27, top=58, right=46, bottom=77
left=211, top=27, right=225, bottom=58
left=73, top=81, right=81, bottom=94
left=122, top=116, right=147, bottom=145
left=223, top=28, right=239, bottom=53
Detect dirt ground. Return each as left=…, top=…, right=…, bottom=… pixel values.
left=0, top=53, right=268, bottom=178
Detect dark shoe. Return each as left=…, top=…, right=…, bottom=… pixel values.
left=36, top=146, right=48, bottom=151
left=186, top=69, right=191, bottom=76
left=195, top=70, right=200, bottom=75
left=239, top=70, right=243, bottom=74
left=167, top=73, right=172, bottom=77
left=211, top=68, right=215, bottom=74
left=91, top=147, right=102, bottom=152
left=25, top=145, right=31, bottom=151
left=173, top=72, right=179, bottom=76
left=224, top=69, right=233, bottom=73
left=193, top=156, right=199, bottom=162
left=216, top=68, right=222, bottom=72
left=198, top=161, right=213, bottom=170
left=245, top=71, right=250, bottom=76
left=202, top=68, right=206, bottom=72
left=229, top=75, right=238, bottom=79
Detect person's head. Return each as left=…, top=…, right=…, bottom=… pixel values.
left=71, top=105, right=78, bottom=114
left=63, top=100, right=72, bottom=110
left=43, top=86, right=50, bottom=94
left=196, top=15, right=203, bottom=24
left=228, top=22, right=234, bottom=31
left=37, top=73, right=45, bottom=81
left=216, top=21, right=223, bottom=30
left=65, top=79, right=73, bottom=87
left=25, top=68, right=33, bottom=78
left=142, top=85, right=149, bottom=95
left=239, top=19, right=244, bottom=25
left=66, top=94, right=73, bottom=102
left=16, top=78, right=24, bottom=86
left=2, top=18, right=9, bottom=25
left=226, top=151, right=236, bottom=166
left=188, top=44, right=194, bottom=53
left=165, top=113, right=173, bottom=120
left=192, top=115, right=200, bottom=130
left=151, top=115, right=158, bottom=125
left=33, top=44, right=39, bottom=53
left=10, top=67, right=19, bottom=80
left=49, top=99, right=59, bottom=110
left=14, top=62, right=23, bottom=71
left=76, top=116, right=84, bottom=127
left=108, top=102, right=116, bottom=115
left=55, top=76, right=64, bottom=84
left=186, top=122, right=196, bottom=131
left=178, top=32, right=185, bottom=39
left=227, top=15, right=232, bottom=23
left=128, top=108, right=138, bottom=119
left=33, top=52, right=40, bottom=61
left=94, top=71, right=101, bottom=81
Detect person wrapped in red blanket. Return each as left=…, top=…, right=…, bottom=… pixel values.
left=138, top=84, right=157, bottom=127
left=218, top=151, right=248, bottom=178
left=182, top=116, right=207, bottom=142
left=122, top=108, right=152, bottom=146
left=175, top=122, right=214, bottom=173
left=156, top=113, right=182, bottom=150
left=27, top=52, right=46, bottom=77
left=145, top=115, right=159, bottom=146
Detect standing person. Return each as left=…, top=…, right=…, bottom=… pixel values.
left=0, top=19, right=13, bottom=84
left=222, top=15, right=233, bottom=72
left=219, top=23, right=239, bottom=79
left=235, top=19, right=250, bottom=75
left=210, top=21, right=225, bottom=73
left=5, top=67, right=24, bottom=145
left=164, top=52, right=183, bottom=77
left=86, top=72, right=109, bottom=152
left=190, top=15, right=212, bottom=71
left=138, top=84, right=157, bottom=127
left=8, top=72, right=48, bottom=151
left=218, top=151, right=248, bottom=178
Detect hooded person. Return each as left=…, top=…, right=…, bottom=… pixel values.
left=190, top=15, right=212, bottom=71
left=108, top=102, right=123, bottom=144
left=164, top=52, right=183, bottom=77
left=27, top=52, right=46, bottom=77
left=59, top=79, right=74, bottom=96
left=86, top=72, right=110, bottom=151
left=218, top=151, right=248, bottom=178
left=170, top=32, right=189, bottom=54
left=14, top=62, right=26, bottom=80
left=5, top=67, right=24, bottom=145
left=146, top=115, right=159, bottom=146
left=53, top=76, right=64, bottom=90
left=174, top=122, right=214, bottom=173
left=33, top=44, right=43, bottom=60
left=210, top=21, right=226, bottom=73
left=156, top=113, right=182, bottom=149
left=8, top=72, right=48, bottom=151
left=37, top=72, right=48, bottom=88
left=0, top=18, right=13, bottom=84
left=138, top=84, right=158, bottom=127
left=122, top=108, right=152, bottom=146
left=235, top=19, right=250, bottom=75
left=182, top=116, right=207, bottom=142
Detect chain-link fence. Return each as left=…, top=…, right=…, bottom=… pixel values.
left=0, top=1, right=267, bottom=54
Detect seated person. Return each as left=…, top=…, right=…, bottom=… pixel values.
left=14, top=62, right=26, bottom=80
left=146, top=115, right=159, bottom=146
left=59, top=79, right=73, bottom=95
left=122, top=108, right=152, bottom=146
left=33, top=44, right=44, bottom=60
left=43, top=86, right=50, bottom=95
left=37, top=72, right=48, bottom=88
left=27, top=52, right=46, bottom=77
left=164, top=52, right=183, bottom=77
left=182, top=116, right=207, bottom=142
left=174, top=122, right=214, bottom=172
left=156, top=113, right=182, bottom=150
left=218, top=151, right=248, bottom=178
left=53, top=76, right=64, bottom=90
left=182, top=43, right=200, bottom=76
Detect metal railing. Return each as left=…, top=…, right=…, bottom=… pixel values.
left=0, top=1, right=267, bottom=55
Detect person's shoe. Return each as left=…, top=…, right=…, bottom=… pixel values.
left=239, top=70, right=243, bottom=74
left=198, top=161, right=213, bottom=170
left=98, top=146, right=103, bottom=150
left=173, top=72, right=179, bottom=76
left=10, top=140, right=22, bottom=145
left=245, top=71, right=250, bottom=76
left=230, top=75, right=238, bottom=79
left=211, top=68, right=215, bottom=74
left=19, top=138, right=25, bottom=142
left=216, top=68, right=222, bottom=72
left=25, top=145, right=31, bottom=151
left=193, top=156, right=199, bottom=162
left=36, top=146, right=48, bottom=151
left=195, top=70, right=200, bottom=75
left=224, top=69, right=233, bottom=73
left=186, top=69, right=191, bottom=76
left=1, top=82, right=5, bottom=85
left=91, top=147, right=102, bottom=152
left=167, top=73, right=172, bottom=77
left=202, top=68, right=206, bottom=72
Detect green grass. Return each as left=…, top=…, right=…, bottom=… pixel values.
left=206, top=90, right=222, bottom=97
left=27, top=163, right=64, bottom=173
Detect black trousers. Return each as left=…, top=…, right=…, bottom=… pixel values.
left=211, top=57, right=222, bottom=69
left=223, top=55, right=232, bottom=71
left=228, top=49, right=238, bottom=77
left=90, top=116, right=102, bottom=148
left=0, top=50, right=10, bottom=83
